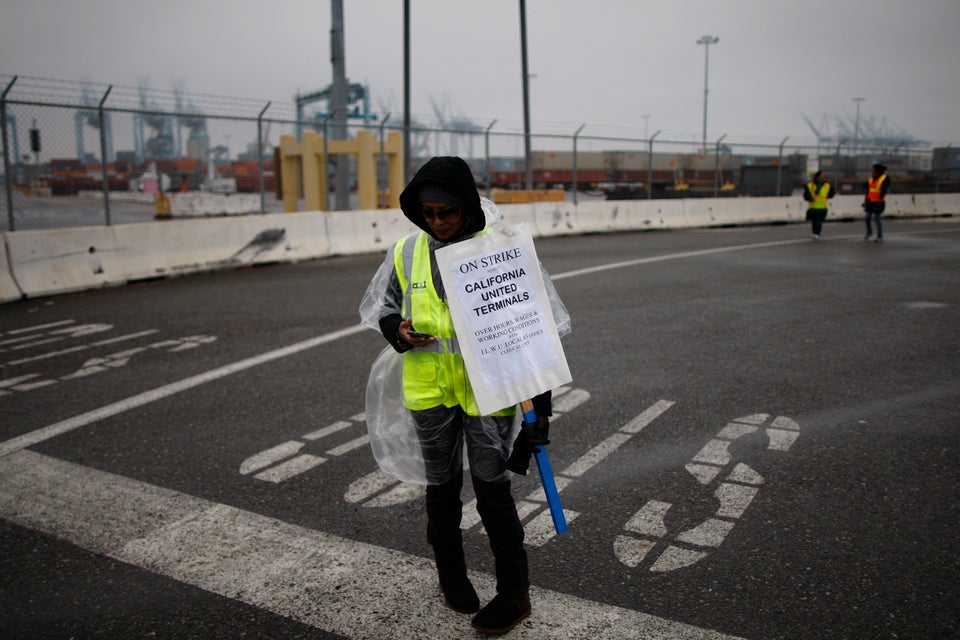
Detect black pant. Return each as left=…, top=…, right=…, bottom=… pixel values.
left=416, top=405, right=528, bottom=596
left=807, top=210, right=826, bottom=235
left=426, top=474, right=529, bottom=595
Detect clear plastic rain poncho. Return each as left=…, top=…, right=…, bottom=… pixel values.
left=359, top=198, right=571, bottom=485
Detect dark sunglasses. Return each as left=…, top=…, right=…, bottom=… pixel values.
left=421, top=205, right=461, bottom=221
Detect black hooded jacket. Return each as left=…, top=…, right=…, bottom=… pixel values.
left=377, top=155, right=553, bottom=417
left=379, top=156, right=485, bottom=351
left=398, top=156, right=485, bottom=242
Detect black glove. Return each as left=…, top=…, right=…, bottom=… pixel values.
left=506, top=414, right=550, bottom=475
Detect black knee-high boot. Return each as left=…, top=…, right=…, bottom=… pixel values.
left=426, top=473, right=479, bottom=613
left=471, top=477, right=531, bottom=634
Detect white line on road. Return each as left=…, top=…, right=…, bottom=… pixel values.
left=5, top=330, right=160, bottom=366
left=550, top=238, right=809, bottom=281
left=0, top=238, right=849, bottom=636
left=0, top=236, right=906, bottom=458
left=0, top=324, right=366, bottom=459
left=0, top=449, right=743, bottom=640
left=1, top=319, right=77, bottom=335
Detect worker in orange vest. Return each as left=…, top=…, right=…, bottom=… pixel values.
left=862, top=163, right=890, bottom=242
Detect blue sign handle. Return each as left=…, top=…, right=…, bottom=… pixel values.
left=523, top=406, right=568, bottom=535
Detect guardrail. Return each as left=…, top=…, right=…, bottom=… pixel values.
left=2, top=193, right=957, bottom=304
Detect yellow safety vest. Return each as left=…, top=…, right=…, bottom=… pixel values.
left=393, top=231, right=514, bottom=417
left=807, top=182, right=830, bottom=210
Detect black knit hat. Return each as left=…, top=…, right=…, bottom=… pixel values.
left=418, top=183, right=463, bottom=208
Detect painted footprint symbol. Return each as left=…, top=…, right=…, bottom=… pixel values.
left=614, top=413, right=800, bottom=572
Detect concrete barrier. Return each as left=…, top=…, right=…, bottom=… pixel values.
left=575, top=200, right=623, bottom=233
left=497, top=203, right=540, bottom=235
left=0, top=238, right=24, bottom=302
left=572, top=199, right=674, bottom=233
left=324, top=208, right=417, bottom=256
left=2, top=193, right=955, bottom=303
left=112, top=215, right=302, bottom=282
left=532, top=201, right=579, bottom=237
left=5, top=226, right=125, bottom=298
left=170, top=193, right=262, bottom=217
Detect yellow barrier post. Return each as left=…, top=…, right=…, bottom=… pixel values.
left=278, top=129, right=404, bottom=212
left=386, top=131, right=404, bottom=209
left=280, top=134, right=302, bottom=213
left=154, top=192, right=171, bottom=219
left=355, top=129, right=377, bottom=211
left=301, top=130, right=325, bottom=212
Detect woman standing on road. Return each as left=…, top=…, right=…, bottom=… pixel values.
left=863, top=163, right=890, bottom=242
left=803, top=170, right=835, bottom=239
left=360, top=156, right=569, bottom=635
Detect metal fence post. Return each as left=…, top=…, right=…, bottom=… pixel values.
left=776, top=136, right=789, bottom=196
left=714, top=133, right=727, bottom=198
left=322, top=111, right=335, bottom=212
left=257, top=101, right=271, bottom=214
left=484, top=119, right=496, bottom=198
left=378, top=112, right=391, bottom=208
left=835, top=138, right=846, bottom=189
left=98, top=86, right=113, bottom=225
left=648, top=130, right=661, bottom=199
left=2, top=76, right=16, bottom=231
left=572, top=123, right=585, bottom=205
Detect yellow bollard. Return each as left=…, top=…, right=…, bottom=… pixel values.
left=154, top=192, right=171, bottom=219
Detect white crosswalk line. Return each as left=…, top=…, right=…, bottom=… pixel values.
left=0, top=450, right=744, bottom=640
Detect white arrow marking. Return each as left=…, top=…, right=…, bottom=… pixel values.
left=240, top=441, right=305, bottom=475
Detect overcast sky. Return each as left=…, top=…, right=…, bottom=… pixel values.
left=2, top=0, right=959, bottom=148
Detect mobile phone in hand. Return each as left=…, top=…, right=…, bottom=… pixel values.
left=408, top=330, right=433, bottom=339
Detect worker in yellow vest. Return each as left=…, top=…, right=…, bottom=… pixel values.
left=863, top=163, right=890, bottom=242
left=360, top=156, right=570, bottom=635
left=803, top=170, right=835, bottom=239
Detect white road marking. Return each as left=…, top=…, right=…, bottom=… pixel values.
left=0, top=240, right=811, bottom=456
left=239, top=441, right=305, bottom=475
left=1, top=319, right=76, bottom=335
left=549, top=238, right=811, bottom=282
left=325, top=434, right=370, bottom=457
left=0, top=325, right=366, bottom=459
left=0, top=334, right=218, bottom=397
left=240, top=415, right=371, bottom=483
left=344, top=470, right=397, bottom=504
left=254, top=454, right=326, bottom=483
left=0, top=373, right=45, bottom=391
left=0, top=449, right=744, bottom=640
left=5, top=330, right=160, bottom=366
left=562, top=400, right=675, bottom=479
left=1, top=334, right=58, bottom=348
left=0, top=241, right=832, bottom=635
left=303, top=420, right=353, bottom=441
left=6, top=336, right=64, bottom=350
left=616, top=414, right=801, bottom=572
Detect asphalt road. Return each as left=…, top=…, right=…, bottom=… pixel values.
left=2, top=217, right=958, bottom=639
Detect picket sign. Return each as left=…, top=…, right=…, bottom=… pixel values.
left=436, top=223, right=571, bottom=416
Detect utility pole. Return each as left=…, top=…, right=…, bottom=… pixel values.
left=520, top=0, right=532, bottom=190
left=697, top=35, right=719, bottom=155
left=330, top=0, right=349, bottom=209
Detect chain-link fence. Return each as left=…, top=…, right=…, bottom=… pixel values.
left=3, top=74, right=957, bottom=232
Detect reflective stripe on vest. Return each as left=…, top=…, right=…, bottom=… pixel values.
left=867, top=174, right=887, bottom=202
left=393, top=231, right=513, bottom=417
left=807, top=182, right=830, bottom=210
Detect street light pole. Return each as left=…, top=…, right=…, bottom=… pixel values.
left=697, top=35, right=719, bottom=155
left=852, top=97, right=865, bottom=158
